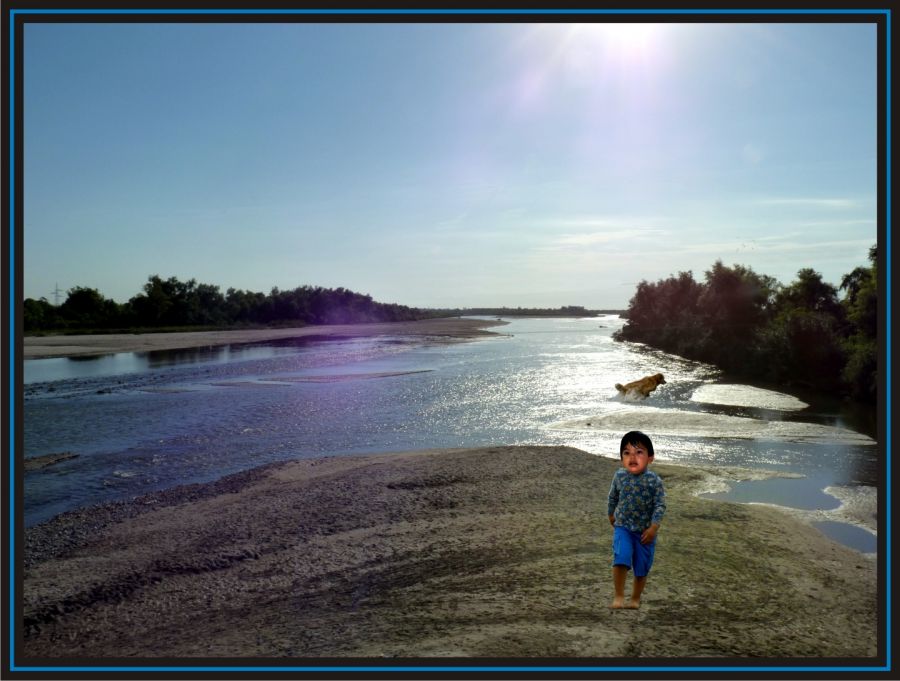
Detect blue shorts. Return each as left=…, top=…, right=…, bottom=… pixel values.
left=612, top=525, right=656, bottom=577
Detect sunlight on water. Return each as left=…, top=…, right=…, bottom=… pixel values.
left=23, top=315, right=879, bottom=554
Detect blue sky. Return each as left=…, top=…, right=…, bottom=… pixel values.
left=23, top=21, right=878, bottom=309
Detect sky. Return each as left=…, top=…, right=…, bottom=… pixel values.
left=22, top=20, right=878, bottom=309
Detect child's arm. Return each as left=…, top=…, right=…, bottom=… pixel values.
left=642, top=477, right=667, bottom=543
left=607, top=473, right=620, bottom=526
left=640, top=523, right=659, bottom=544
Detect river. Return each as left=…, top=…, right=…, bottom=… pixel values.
left=22, top=316, right=878, bottom=553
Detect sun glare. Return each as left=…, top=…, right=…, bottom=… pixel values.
left=567, top=22, right=661, bottom=57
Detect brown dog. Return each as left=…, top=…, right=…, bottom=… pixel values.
left=615, top=373, right=666, bottom=398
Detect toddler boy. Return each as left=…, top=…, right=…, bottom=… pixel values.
left=607, top=430, right=666, bottom=609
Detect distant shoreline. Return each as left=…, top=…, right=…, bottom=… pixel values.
left=23, top=317, right=508, bottom=359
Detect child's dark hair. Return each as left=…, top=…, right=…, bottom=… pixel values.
left=620, top=430, right=654, bottom=458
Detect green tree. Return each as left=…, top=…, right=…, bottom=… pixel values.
left=614, top=255, right=874, bottom=400
left=129, top=275, right=174, bottom=326
left=59, top=286, right=120, bottom=329
left=694, top=261, right=778, bottom=370
left=840, top=246, right=877, bottom=402
left=23, top=297, right=59, bottom=332
left=181, top=281, right=227, bottom=325
left=776, top=268, right=844, bottom=318
left=225, top=288, right=268, bottom=325
left=615, top=271, right=705, bottom=358
left=759, top=268, right=846, bottom=390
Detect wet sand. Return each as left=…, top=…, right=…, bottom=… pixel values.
left=22, top=446, right=877, bottom=660
left=24, top=317, right=506, bottom=359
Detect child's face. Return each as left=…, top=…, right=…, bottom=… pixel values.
left=620, top=442, right=653, bottom=475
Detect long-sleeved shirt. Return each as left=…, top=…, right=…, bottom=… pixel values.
left=607, top=468, right=666, bottom=533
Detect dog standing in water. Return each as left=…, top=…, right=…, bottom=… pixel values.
left=614, top=373, right=666, bottom=399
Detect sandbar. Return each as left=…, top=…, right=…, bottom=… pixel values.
left=22, top=446, right=877, bottom=659
left=24, top=317, right=507, bottom=359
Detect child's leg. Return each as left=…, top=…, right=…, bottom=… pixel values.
left=611, top=565, right=628, bottom=608
left=610, top=526, right=633, bottom=609
left=627, top=535, right=657, bottom=608
left=627, top=575, right=647, bottom=608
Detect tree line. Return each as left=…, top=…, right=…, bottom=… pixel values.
left=24, top=275, right=440, bottom=333
left=613, top=246, right=877, bottom=403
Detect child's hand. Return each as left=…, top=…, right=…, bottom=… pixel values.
left=608, top=514, right=616, bottom=527
left=640, top=524, right=659, bottom=544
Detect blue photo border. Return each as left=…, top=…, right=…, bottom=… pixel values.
left=4, top=6, right=892, bottom=677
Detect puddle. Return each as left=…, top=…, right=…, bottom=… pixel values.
left=811, top=520, right=877, bottom=554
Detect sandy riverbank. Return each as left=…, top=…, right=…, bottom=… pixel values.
left=21, top=446, right=877, bottom=660
left=24, top=317, right=507, bottom=359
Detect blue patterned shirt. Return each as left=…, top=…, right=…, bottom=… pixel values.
left=607, top=468, right=666, bottom=532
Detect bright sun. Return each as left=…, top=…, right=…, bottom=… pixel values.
left=566, top=22, right=661, bottom=57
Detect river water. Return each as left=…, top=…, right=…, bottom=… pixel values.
left=22, top=316, right=879, bottom=553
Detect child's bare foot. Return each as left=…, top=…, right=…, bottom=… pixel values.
left=625, top=599, right=641, bottom=609
left=610, top=596, right=626, bottom=609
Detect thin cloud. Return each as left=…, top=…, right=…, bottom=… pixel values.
left=524, top=215, right=674, bottom=253
left=532, top=215, right=672, bottom=230
left=553, top=229, right=667, bottom=247
left=433, top=211, right=470, bottom=231
left=755, top=197, right=857, bottom=209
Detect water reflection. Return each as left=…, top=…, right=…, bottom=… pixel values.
left=24, top=339, right=326, bottom=384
